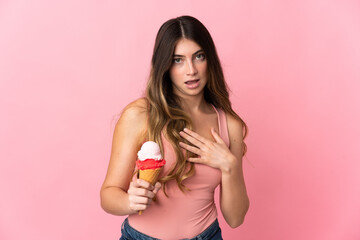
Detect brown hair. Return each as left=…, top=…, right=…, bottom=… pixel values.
left=145, top=16, right=248, bottom=194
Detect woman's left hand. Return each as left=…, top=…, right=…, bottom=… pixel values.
left=179, top=127, right=235, bottom=173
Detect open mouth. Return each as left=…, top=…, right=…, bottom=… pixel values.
left=185, top=79, right=200, bottom=85
left=184, top=79, right=200, bottom=89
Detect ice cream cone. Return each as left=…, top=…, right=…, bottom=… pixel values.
left=138, top=167, right=163, bottom=215
left=136, top=141, right=166, bottom=215
left=138, top=168, right=162, bottom=185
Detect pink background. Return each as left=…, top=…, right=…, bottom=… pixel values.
left=1, top=0, right=360, bottom=239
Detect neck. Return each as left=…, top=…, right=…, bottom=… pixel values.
left=178, top=94, right=209, bottom=114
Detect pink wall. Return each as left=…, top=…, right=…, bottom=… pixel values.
left=1, top=0, right=359, bottom=239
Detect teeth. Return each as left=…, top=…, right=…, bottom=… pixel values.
left=186, top=80, right=198, bottom=84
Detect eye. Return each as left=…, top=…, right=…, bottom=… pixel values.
left=173, top=58, right=182, bottom=64
left=195, top=53, right=205, bottom=61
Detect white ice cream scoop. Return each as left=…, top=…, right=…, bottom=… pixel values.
left=137, top=141, right=162, bottom=161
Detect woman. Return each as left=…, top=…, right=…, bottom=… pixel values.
left=100, top=15, right=249, bottom=240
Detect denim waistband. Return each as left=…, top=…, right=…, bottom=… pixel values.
left=120, top=218, right=222, bottom=240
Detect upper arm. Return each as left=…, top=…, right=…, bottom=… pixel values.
left=226, top=113, right=245, bottom=161
left=101, top=98, right=148, bottom=192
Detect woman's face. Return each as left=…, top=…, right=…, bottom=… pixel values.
left=169, top=38, right=207, bottom=98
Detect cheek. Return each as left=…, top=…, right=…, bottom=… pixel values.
left=169, top=67, right=182, bottom=82
left=198, top=62, right=207, bottom=74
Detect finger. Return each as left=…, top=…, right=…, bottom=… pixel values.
left=179, top=130, right=205, bottom=149
left=132, top=172, right=139, bottom=181
left=187, top=157, right=204, bottom=164
left=128, top=181, right=139, bottom=194
left=153, top=182, right=162, bottom=195
left=136, top=187, right=156, bottom=198
left=129, top=195, right=153, bottom=204
left=179, top=142, right=202, bottom=155
left=137, top=179, right=155, bottom=190
left=128, top=184, right=155, bottom=198
left=183, top=128, right=212, bottom=145
left=211, top=128, right=225, bottom=144
left=130, top=178, right=145, bottom=189
left=129, top=202, right=150, bottom=211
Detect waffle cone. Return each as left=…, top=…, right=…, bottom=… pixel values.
left=138, top=167, right=162, bottom=185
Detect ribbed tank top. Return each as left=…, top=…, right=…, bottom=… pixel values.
left=128, top=106, right=229, bottom=239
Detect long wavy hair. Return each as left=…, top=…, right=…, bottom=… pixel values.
left=145, top=16, right=248, bottom=195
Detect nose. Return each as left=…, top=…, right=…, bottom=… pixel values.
left=186, top=60, right=198, bottom=76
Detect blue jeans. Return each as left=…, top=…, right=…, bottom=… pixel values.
left=120, top=218, right=223, bottom=240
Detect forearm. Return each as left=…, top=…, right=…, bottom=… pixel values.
left=100, top=186, right=135, bottom=216
left=220, top=157, right=249, bottom=228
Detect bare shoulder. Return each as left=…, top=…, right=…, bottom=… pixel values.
left=116, top=98, right=148, bottom=129
left=225, top=113, right=245, bottom=156
left=113, top=97, right=149, bottom=145
left=226, top=113, right=244, bottom=138
left=121, top=97, right=148, bottom=120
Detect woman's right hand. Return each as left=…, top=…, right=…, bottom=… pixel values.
left=127, top=178, right=161, bottom=213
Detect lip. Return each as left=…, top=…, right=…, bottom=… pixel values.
left=184, top=79, right=200, bottom=89
left=185, top=79, right=199, bottom=83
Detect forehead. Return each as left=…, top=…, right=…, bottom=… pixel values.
left=173, top=38, right=202, bottom=55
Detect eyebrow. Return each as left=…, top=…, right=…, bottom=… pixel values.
left=173, top=49, right=204, bottom=58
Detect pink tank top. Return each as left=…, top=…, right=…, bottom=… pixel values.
left=128, top=106, right=229, bottom=239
